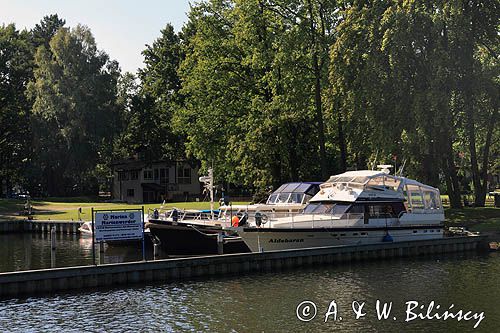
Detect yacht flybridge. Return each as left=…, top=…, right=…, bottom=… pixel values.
left=232, top=166, right=445, bottom=252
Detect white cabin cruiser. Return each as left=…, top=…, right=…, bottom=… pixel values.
left=232, top=167, right=445, bottom=252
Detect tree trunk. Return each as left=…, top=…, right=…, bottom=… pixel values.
left=337, top=109, right=347, bottom=172
left=461, top=1, right=483, bottom=206
left=307, top=0, right=328, bottom=180
left=443, top=140, right=462, bottom=208
left=477, top=108, right=497, bottom=206
left=288, top=125, right=299, bottom=181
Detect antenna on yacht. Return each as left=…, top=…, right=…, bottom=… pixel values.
left=397, top=159, right=407, bottom=177
left=199, top=167, right=215, bottom=221
left=377, top=165, right=393, bottom=174
left=371, top=150, right=379, bottom=171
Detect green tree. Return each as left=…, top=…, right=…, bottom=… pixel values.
left=138, top=23, right=185, bottom=161
left=30, top=14, right=66, bottom=49
left=27, top=24, right=120, bottom=195
left=329, top=0, right=498, bottom=208
left=177, top=0, right=341, bottom=190
left=444, top=0, right=499, bottom=206
left=0, top=24, right=34, bottom=195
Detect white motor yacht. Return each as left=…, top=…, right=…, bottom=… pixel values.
left=232, top=166, right=445, bottom=252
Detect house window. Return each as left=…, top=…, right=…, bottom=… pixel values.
left=130, top=170, right=139, bottom=180
left=160, top=168, right=168, bottom=184
left=177, top=167, right=191, bottom=184
left=144, top=169, right=153, bottom=180
left=118, top=171, right=128, bottom=181
left=154, top=168, right=159, bottom=180
left=127, top=189, right=134, bottom=197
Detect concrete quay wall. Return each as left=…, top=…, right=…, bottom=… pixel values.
left=0, top=236, right=484, bottom=299
left=0, top=220, right=82, bottom=234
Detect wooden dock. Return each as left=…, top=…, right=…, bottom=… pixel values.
left=0, top=235, right=486, bottom=299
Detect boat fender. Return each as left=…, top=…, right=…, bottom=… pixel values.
left=172, top=209, right=179, bottom=223
left=153, top=209, right=159, bottom=220
left=255, top=212, right=262, bottom=227
left=239, top=212, right=248, bottom=226
left=231, top=215, right=240, bottom=227
left=382, top=232, right=394, bottom=242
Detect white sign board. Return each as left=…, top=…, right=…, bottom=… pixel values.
left=94, top=211, right=143, bottom=242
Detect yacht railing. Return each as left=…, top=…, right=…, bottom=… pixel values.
left=148, top=208, right=227, bottom=226
left=406, top=207, right=444, bottom=214
left=226, top=211, right=366, bottom=229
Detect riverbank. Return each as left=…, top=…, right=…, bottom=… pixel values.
left=0, top=198, right=248, bottom=221
left=1, top=198, right=498, bottom=232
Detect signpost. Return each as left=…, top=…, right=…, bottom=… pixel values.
left=91, top=207, right=145, bottom=265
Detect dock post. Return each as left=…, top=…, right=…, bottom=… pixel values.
left=153, top=243, right=160, bottom=260
left=50, top=227, right=56, bottom=268
left=99, top=242, right=105, bottom=265
left=217, top=233, right=224, bottom=255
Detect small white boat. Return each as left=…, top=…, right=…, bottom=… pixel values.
left=232, top=166, right=446, bottom=252
left=78, top=221, right=93, bottom=237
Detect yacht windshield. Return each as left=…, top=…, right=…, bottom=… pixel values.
left=289, top=193, right=304, bottom=204
left=331, top=203, right=351, bottom=216
left=267, top=193, right=278, bottom=204
left=266, top=182, right=320, bottom=204
left=303, top=202, right=351, bottom=216
left=303, top=202, right=334, bottom=214
left=276, top=192, right=291, bottom=203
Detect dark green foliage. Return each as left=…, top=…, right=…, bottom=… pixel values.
left=113, top=24, right=186, bottom=164
left=27, top=24, right=120, bottom=196
left=329, top=0, right=499, bottom=207
left=0, top=24, right=33, bottom=193
left=0, top=3, right=497, bottom=205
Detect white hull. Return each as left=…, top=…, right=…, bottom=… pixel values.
left=232, top=168, right=447, bottom=252
left=237, top=227, right=443, bottom=252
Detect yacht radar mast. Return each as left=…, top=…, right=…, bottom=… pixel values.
left=376, top=165, right=393, bottom=174
left=199, top=168, right=215, bottom=220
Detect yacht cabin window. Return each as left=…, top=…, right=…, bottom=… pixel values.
left=303, top=202, right=351, bottom=216
left=347, top=202, right=406, bottom=217
left=367, top=204, right=396, bottom=218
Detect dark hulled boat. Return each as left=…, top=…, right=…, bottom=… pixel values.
left=146, top=219, right=249, bottom=255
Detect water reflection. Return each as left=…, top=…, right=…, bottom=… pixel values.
left=0, top=233, right=150, bottom=272
left=0, top=234, right=499, bottom=332
left=0, top=253, right=498, bottom=332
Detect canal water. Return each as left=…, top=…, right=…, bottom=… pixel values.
left=0, top=233, right=151, bottom=272
left=0, top=233, right=499, bottom=332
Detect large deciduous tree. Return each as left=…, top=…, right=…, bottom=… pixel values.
left=0, top=24, right=33, bottom=195
left=28, top=24, right=120, bottom=195
left=329, top=0, right=498, bottom=208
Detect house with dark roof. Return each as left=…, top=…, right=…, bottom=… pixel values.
left=111, top=158, right=200, bottom=203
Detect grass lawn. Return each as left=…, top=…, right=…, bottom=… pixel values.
left=0, top=198, right=249, bottom=221
left=0, top=199, right=26, bottom=219
left=445, top=207, right=500, bottom=232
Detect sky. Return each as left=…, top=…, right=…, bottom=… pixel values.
left=0, top=0, right=191, bottom=74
